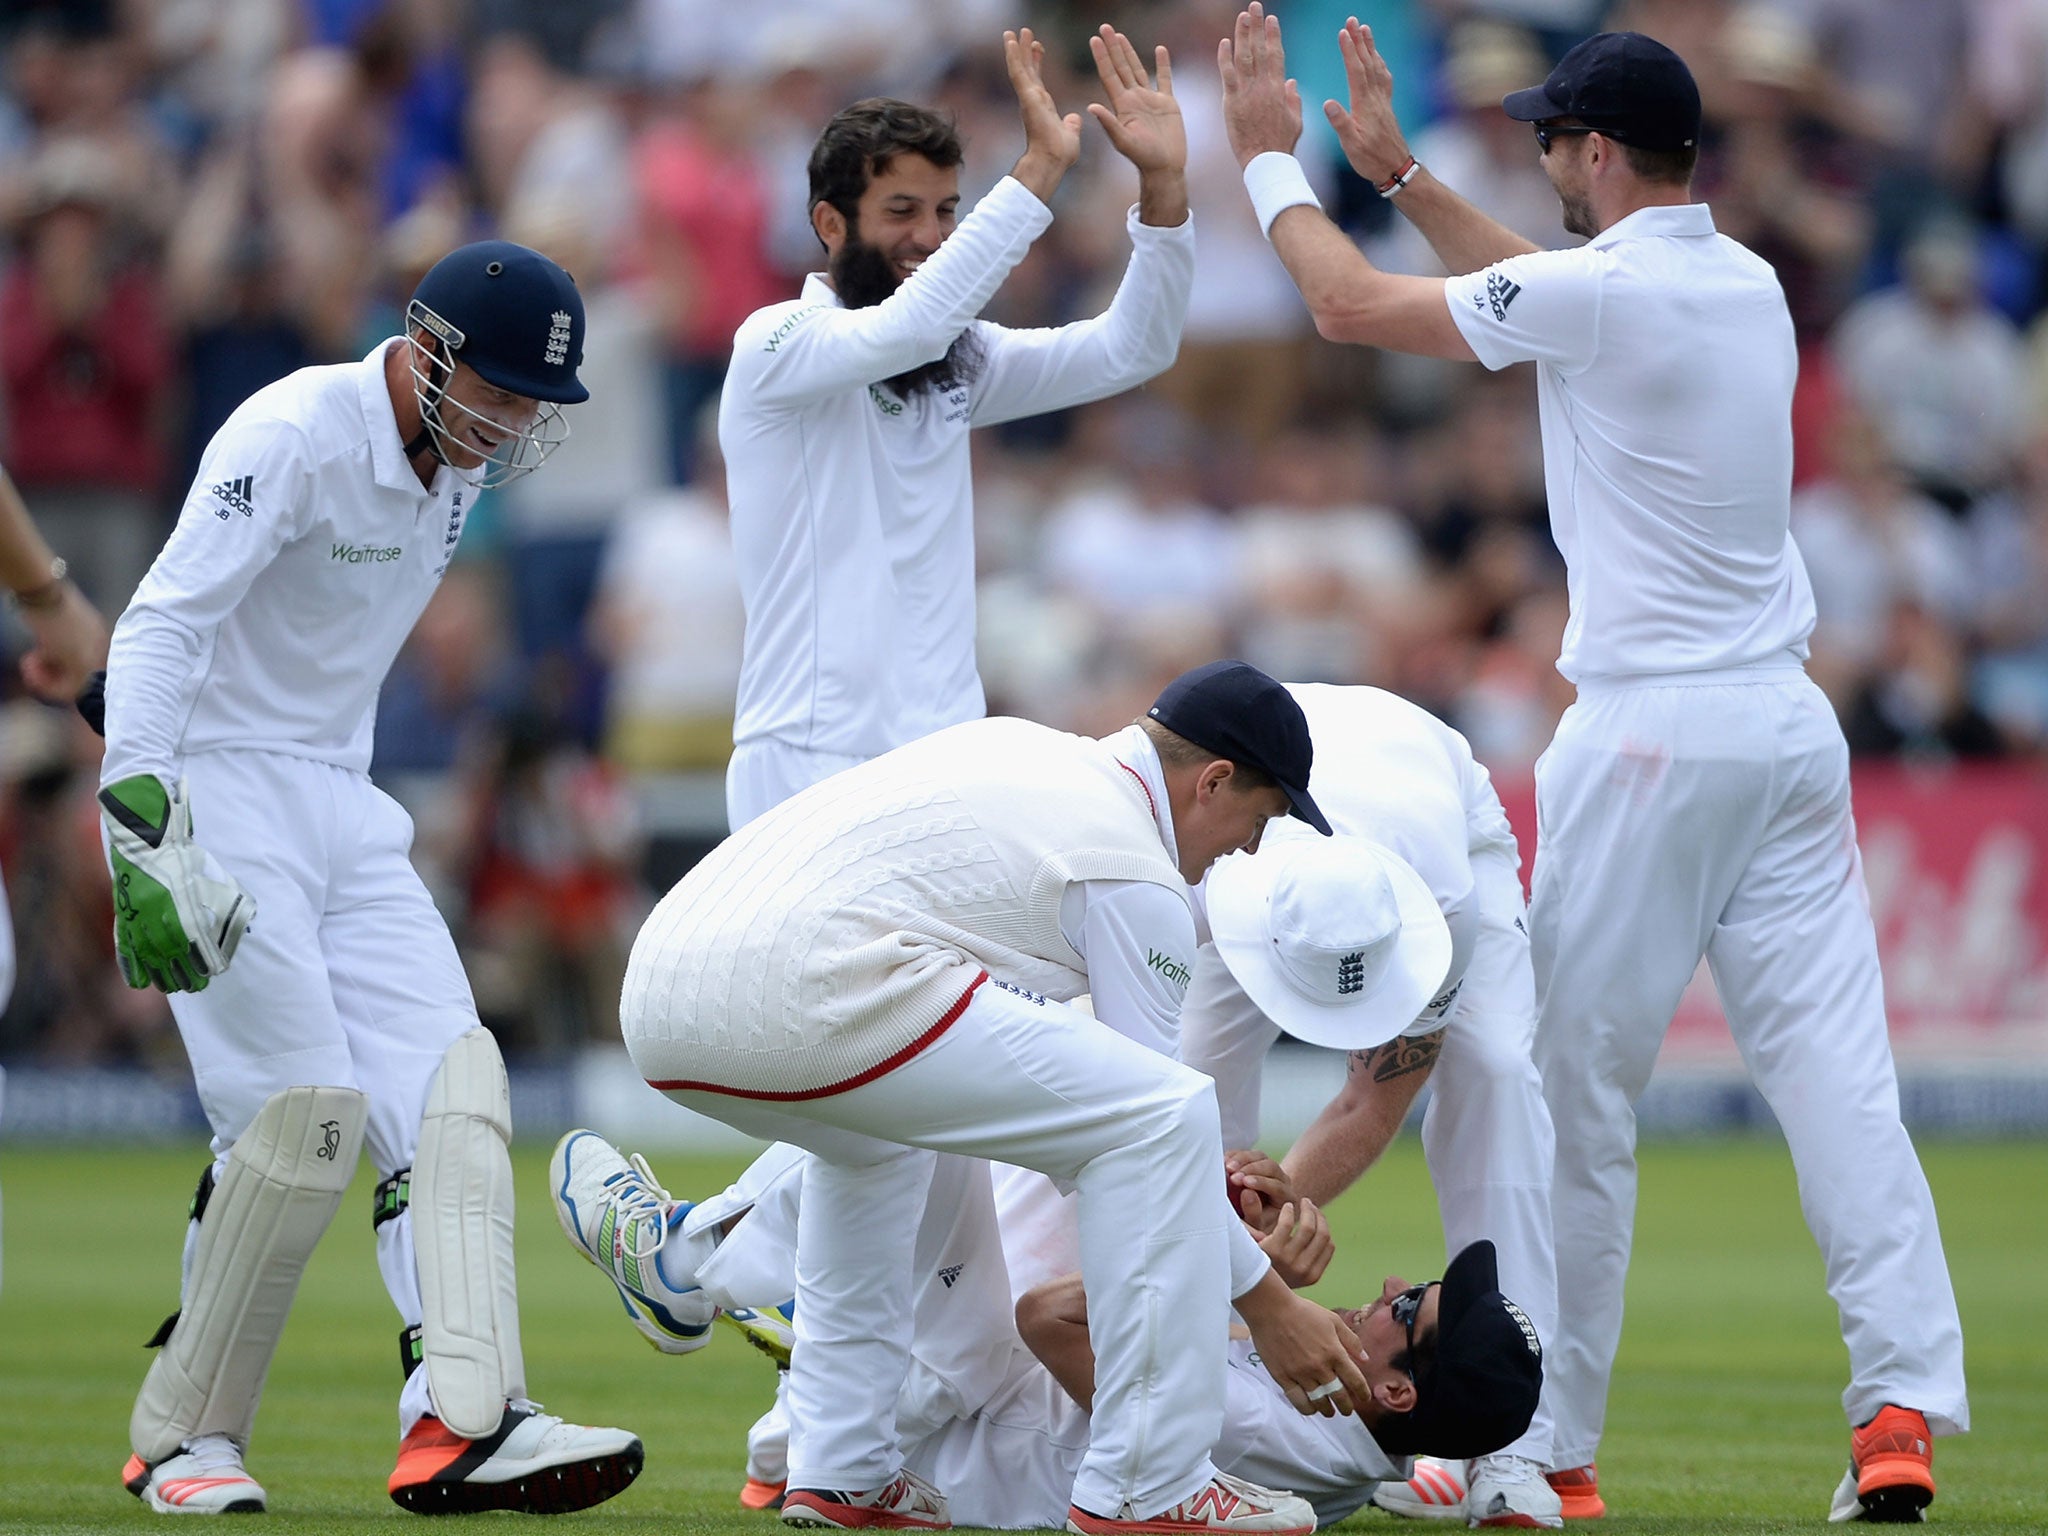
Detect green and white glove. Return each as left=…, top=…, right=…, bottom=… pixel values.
left=99, top=775, right=256, bottom=993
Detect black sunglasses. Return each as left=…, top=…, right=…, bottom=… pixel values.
left=1390, top=1281, right=1431, bottom=1385
left=1534, top=124, right=1597, bottom=154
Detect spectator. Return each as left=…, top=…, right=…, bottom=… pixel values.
left=0, top=137, right=171, bottom=614
left=633, top=68, right=783, bottom=483
left=587, top=424, right=745, bottom=773
left=1234, top=423, right=1424, bottom=685
left=1792, top=405, right=1973, bottom=708
left=1830, top=217, right=2030, bottom=511
left=1966, top=427, right=2048, bottom=752
left=1038, top=399, right=1242, bottom=625
left=1696, top=3, right=1871, bottom=344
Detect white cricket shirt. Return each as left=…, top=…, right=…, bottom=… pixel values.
left=721, top=176, right=1195, bottom=759
left=1444, top=203, right=1817, bottom=685
left=1183, top=683, right=1515, bottom=1150
left=103, top=342, right=474, bottom=784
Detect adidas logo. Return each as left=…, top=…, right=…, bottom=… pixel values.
left=1336, top=951, right=1366, bottom=995
left=938, top=1264, right=963, bottom=1290
left=209, top=476, right=255, bottom=518
left=1486, top=270, right=1522, bottom=321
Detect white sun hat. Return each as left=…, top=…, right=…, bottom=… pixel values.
left=1207, top=834, right=1453, bottom=1050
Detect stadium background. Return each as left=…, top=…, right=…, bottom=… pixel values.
left=0, top=0, right=2042, bottom=1142
left=0, top=2, right=2042, bottom=1530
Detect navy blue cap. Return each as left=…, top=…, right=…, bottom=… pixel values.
left=1379, top=1241, right=1545, bottom=1461
left=1147, top=661, right=1330, bottom=835
left=1502, top=32, right=1700, bottom=151
left=409, top=240, right=588, bottom=404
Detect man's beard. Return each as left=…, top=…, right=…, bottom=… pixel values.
left=830, top=232, right=984, bottom=400
left=1559, top=188, right=1597, bottom=238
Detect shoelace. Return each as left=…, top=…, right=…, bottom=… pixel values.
left=601, top=1154, right=677, bottom=1261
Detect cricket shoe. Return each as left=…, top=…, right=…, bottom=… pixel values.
left=1466, top=1455, right=1563, bottom=1529
left=551, top=1128, right=717, bottom=1354
left=724, top=1300, right=798, bottom=1369
left=122, top=1434, right=267, bottom=1514
left=743, top=1477, right=790, bottom=1511
left=1543, top=1466, right=1604, bottom=1520
left=782, top=1468, right=951, bottom=1529
left=387, top=1402, right=643, bottom=1514
left=1371, top=1456, right=1468, bottom=1519
left=1067, top=1472, right=1317, bottom=1536
left=1827, top=1405, right=1934, bottom=1523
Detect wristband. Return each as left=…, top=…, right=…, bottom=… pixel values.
left=1243, top=152, right=1321, bottom=239
left=1376, top=155, right=1421, bottom=198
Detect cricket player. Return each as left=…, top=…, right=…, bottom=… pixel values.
left=1217, top=8, right=1966, bottom=1523
left=1175, top=683, right=1561, bottom=1528
left=548, top=1123, right=1543, bottom=1533
left=721, top=24, right=1195, bottom=830
left=98, top=241, right=641, bottom=1515
left=580, top=661, right=1391, bottom=1535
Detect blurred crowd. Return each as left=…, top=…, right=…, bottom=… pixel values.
left=3, top=0, right=2047, bottom=1067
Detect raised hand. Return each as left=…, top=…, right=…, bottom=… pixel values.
left=1005, top=27, right=1083, bottom=201
left=1326, top=16, right=1413, bottom=187
left=1219, top=2, right=1303, bottom=169
left=1087, top=24, right=1184, bottom=175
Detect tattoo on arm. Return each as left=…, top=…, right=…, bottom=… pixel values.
left=1348, top=1029, right=1445, bottom=1084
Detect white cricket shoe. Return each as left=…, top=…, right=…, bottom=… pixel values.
left=550, top=1128, right=717, bottom=1353
left=782, top=1468, right=952, bottom=1529
left=123, top=1435, right=267, bottom=1514
left=1067, top=1472, right=1317, bottom=1535
left=1465, top=1455, right=1564, bottom=1529
left=1372, top=1456, right=1469, bottom=1520
left=387, top=1400, right=643, bottom=1514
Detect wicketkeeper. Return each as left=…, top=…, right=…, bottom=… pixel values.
left=99, top=241, right=642, bottom=1516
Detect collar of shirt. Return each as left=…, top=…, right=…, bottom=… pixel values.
left=1588, top=200, right=1717, bottom=249
left=800, top=272, right=845, bottom=310
left=1101, top=721, right=1178, bottom=872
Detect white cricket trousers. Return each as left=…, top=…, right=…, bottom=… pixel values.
left=159, top=749, right=478, bottom=1330
left=654, top=979, right=1235, bottom=1518
left=1180, top=843, right=1558, bottom=1467
left=725, top=738, right=868, bottom=832
left=1529, top=670, right=1968, bottom=1469
left=1417, top=843, right=1557, bottom=1467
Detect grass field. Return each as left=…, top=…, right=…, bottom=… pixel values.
left=1, top=1137, right=2043, bottom=1534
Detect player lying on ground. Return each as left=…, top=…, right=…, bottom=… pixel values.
left=550, top=1127, right=1540, bottom=1531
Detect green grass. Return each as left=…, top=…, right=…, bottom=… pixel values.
left=0, top=1138, right=2042, bottom=1533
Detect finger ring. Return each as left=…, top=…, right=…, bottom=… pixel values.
left=1305, top=1378, right=1345, bottom=1402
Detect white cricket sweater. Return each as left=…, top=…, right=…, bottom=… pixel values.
left=622, top=717, right=1189, bottom=1096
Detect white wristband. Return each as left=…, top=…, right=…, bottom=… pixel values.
left=1243, top=152, right=1321, bottom=239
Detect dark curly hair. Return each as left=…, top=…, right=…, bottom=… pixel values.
left=807, top=98, right=965, bottom=229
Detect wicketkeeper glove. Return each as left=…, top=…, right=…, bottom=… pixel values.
left=98, top=775, right=256, bottom=993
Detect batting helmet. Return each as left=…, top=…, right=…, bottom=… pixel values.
left=403, top=240, right=587, bottom=487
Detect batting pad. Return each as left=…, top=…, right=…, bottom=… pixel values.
left=415, top=1026, right=526, bottom=1439
left=131, top=1084, right=367, bottom=1462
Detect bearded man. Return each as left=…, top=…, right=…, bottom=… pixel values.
left=718, top=25, right=1195, bottom=831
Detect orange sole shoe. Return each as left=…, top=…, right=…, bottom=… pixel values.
left=1545, top=1465, right=1605, bottom=1520
left=1850, top=1406, right=1935, bottom=1523
left=743, top=1476, right=789, bottom=1510
left=122, top=1455, right=150, bottom=1498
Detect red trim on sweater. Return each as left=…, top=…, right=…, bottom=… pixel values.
left=646, top=971, right=989, bottom=1101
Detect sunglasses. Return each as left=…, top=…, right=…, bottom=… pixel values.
left=1390, top=1281, right=1431, bottom=1386
left=1534, top=124, right=1597, bottom=154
